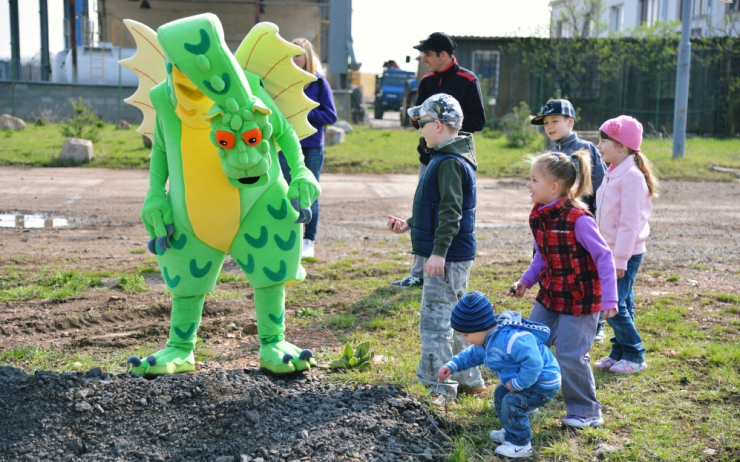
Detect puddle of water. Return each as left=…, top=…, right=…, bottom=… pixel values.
left=0, top=213, right=73, bottom=228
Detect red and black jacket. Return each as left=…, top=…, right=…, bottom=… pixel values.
left=530, top=197, right=602, bottom=315
left=414, top=57, right=486, bottom=164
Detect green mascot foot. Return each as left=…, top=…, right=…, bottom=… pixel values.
left=127, top=347, right=195, bottom=375
left=259, top=340, right=316, bottom=374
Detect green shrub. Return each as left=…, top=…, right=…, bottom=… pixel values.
left=118, top=274, right=147, bottom=294
left=329, top=341, right=373, bottom=371
left=59, top=97, right=102, bottom=143
left=504, top=101, right=541, bottom=149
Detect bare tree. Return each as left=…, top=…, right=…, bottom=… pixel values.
left=551, top=0, right=607, bottom=38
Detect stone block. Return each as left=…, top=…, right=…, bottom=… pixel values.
left=60, top=138, right=94, bottom=163
left=116, top=120, right=131, bottom=130
left=325, top=126, right=345, bottom=146
left=334, top=120, right=353, bottom=134
left=0, top=113, right=26, bottom=130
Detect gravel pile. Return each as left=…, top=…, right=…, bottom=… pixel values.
left=0, top=366, right=450, bottom=462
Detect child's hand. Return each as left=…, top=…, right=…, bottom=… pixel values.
left=601, top=308, right=617, bottom=320
left=386, top=215, right=409, bottom=234
left=616, top=269, right=626, bottom=279
left=505, top=380, right=515, bottom=392
left=425, top=255, right=445, bottom=277
left=507, top=281, right=527, bottom=297
left=438, top=366, right=452, bottom=380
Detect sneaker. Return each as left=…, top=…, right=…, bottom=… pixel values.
left=390, top=275, right=423, bottom=288
left=430, top=394, right=455, bottom=408
left=593, top=322, right=607, bottom=344
left=594, top=357, right=618, bottom=371
left=494, top=441, right=533, bottom=458
left=561, top=414, right=604, bottom=428
left=460, top=386, right=487, bottom=396
left=488, top=428, right=506, bottom=444
left=302, top=239, right=315, bottom=258
left=609, top=359, right=647, bottom=374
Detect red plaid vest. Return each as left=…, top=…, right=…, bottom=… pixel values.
left=529, top=197, right=602, bottom=315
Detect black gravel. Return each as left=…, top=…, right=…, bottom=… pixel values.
left=0, top=366, right=450, bottom=462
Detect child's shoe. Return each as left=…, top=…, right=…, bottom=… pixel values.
left=593, top=321, right=606, bottom=344
left=494, top=441, right=532, bottom=458
left=561, top=414, right=604, bottom=428
left=609, top=359, right=647, bottom=374
left=488, top=428, right=506, bottom=444
left=594, top=357, right=618, bottom=371
left=302, top=239, right=315, bottom=258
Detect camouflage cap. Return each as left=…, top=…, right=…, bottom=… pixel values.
left=407, top=93, right=463, bottom=130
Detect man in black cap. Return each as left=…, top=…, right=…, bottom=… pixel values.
left=391, top=32, right=486, bottom=288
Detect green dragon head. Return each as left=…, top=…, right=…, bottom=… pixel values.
left=205, top=97, right=274, bottom=183
left=157, top=13, right=274, bottom=187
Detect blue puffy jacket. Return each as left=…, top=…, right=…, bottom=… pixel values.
left=445, top=311, right=561, bottom=392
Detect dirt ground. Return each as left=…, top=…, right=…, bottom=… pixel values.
left=1, top=167, right=739, bottom=370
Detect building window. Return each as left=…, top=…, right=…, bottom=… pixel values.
left=610, top=5, right=624, bottom=32
left=640, top=0, right=661, bottom=25
left=472, top=50, right=500, bottom=99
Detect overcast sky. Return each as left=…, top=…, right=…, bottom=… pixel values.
left=0, top=0, right=552, bottom=72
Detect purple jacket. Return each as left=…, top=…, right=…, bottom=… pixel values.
left=300, top=73, right=338, bottom=148
left=521, top=199, right=618, bottom=311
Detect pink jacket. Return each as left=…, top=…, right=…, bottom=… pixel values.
left=594, top=155, right=652, bottom=270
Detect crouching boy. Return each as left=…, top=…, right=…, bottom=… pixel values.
left=438, top=291, right=561, bottom=459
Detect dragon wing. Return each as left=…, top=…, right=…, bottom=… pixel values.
left=234, top=22, right=319, bottom=140
left=119, top=20, right=168, bottom=141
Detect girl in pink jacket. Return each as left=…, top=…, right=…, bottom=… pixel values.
left=593, top=116, right=659, bottom=374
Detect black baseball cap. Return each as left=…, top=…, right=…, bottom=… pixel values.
left=413, top=32, right=456, bottom=54
left=530, top=99, right=576, bottom=125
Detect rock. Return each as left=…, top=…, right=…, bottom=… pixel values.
left=0, top=113, right=26, bottom=130
left=419, top=448, right=434, bottom=462
left=324, top=126, right=345, bottom=146
left=238, top=455, right=251, bottom=462
left=66, top=437, right=87, bottom=455
left=74, top=389, right=93, bottom=400
left=60, top=138, right=94, bottom=163
left=297, top=429, right=309, bottom=440
left=116, top=120, right=131, bottom=130
left=333, top=120, right=353, bottom=134
left=215, top=457, right=233, bottom=462
left=84, top=367, right=102, bottom=378
left=74, top=401, right=92, bottom=412
left=143, top=135, right=153, bottom=149
left=593, top=441, right=622, bottom=458
left=242, top=323, right=258, bottom=335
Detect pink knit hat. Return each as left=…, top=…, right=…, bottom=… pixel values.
left=600, top=115, right=643, bottom=153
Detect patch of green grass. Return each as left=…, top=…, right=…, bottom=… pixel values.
left=692, top=264, right=712, bottom=270
left=667, top=274, right=680, bottom=282
left=301, top=256, right=320, bottom=264
left=118, top=274, right=147, bottom=294
left=209, top=290, right=243, bottom=300
left=324, top=126, right=740, bottom=180
left=0, top=269, right=105, bottom=302
left=714, top=292, right=740, bottom=304
left=0, top=123, right=152, bottom=168
left=137, top=265, right=158, bottom=275
left=130, top=248, right=146, bottom=254
left=217, top=271, right=246, bottom=284
left=323, top=313, right=357, bottom=330
left=296, top=307, right=322, bottom=318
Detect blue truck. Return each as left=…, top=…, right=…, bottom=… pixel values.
left=374, top=68, right=416, bottom=120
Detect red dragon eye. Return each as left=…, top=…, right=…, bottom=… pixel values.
left=242, top=128, right=263, bottom=147
left=216, top=130, right=235, bottom=149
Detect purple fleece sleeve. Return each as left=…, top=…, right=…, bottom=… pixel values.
left=574, top=216, right=618, bottom=310
left=520, top=239, right=545, bottom=288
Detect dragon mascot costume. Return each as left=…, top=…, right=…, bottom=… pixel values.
left=120, top=14, right=321, bottom=375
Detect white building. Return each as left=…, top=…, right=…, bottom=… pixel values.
left=550, top=0, right=740, bottom=38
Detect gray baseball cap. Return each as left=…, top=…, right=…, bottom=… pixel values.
left=407, top=93, right=464, bottom=130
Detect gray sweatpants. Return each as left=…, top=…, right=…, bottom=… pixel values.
left=529, top=301, right=601, bottom=418
left=409, top=163, right=428, bottom=279
left=416, top=258, right=484, bottom=399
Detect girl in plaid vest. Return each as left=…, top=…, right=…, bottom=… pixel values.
left=508, top=150, right=618, bottom=429
left=593, top=116, right=658, bottom=374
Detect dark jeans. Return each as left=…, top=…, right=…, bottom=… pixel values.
left=278, top=146, right=324, bottom=241
left=607, top=253, right=646, bottom=363
left=494, top=383, right=558, bottom=446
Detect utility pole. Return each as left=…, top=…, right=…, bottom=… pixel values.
left=672, top=0, right=693, bottom=159
left=40, top=0, right=51, bottom=81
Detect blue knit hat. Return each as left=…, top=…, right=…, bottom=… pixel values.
left=450, top=291, right=497, bottom=333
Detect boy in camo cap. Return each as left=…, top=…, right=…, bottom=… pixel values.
left=387, top=93, right=483, bottom=405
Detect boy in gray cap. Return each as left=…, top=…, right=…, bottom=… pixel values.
left=387, top=93, right=484, bottom=405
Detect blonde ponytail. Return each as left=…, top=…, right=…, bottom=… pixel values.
left=633, top=151, right=659, bottom=197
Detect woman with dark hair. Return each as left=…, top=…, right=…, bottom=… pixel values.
left=279, top=38, right=337, bottom=258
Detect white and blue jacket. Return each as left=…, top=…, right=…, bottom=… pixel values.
left=444, top=311, right=561, bottom=392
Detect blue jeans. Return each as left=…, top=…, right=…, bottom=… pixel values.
left=278, top=146, right=324, bottom=241
left=607, top=253, right=646, bottom=363
left=494, top=383, right=558, bottom=446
